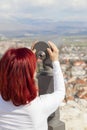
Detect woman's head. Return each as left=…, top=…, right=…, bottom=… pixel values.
left=0, top=47, right=37, bottom=106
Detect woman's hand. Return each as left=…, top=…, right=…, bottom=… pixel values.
left=47, top=41, right=59, bottom=62
left=31, top=41, right=38, bottom=53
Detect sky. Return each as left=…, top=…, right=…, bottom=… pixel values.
left=0, top=0, right=87, bottom=31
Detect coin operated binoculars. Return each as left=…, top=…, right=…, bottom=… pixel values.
left=34, top=41, right=65, bottom=130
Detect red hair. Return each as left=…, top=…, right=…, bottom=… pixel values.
left=0, top=47, right=37, bottom=106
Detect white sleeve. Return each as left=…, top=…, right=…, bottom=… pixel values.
left=40, top=61, right=65, bottom=118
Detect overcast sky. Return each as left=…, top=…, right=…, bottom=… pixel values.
left=0, top=0, right=87, bottom=31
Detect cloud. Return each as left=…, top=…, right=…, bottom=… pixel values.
left=0, top=0, right=87, bottom=11
left=0, top=0, right=87, bottom=31
left=29, top=0, right=55, bottom=6
left=71, top=0, right=87, bottom=9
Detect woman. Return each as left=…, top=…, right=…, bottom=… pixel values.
left=0, top=41, right=65, bottom=130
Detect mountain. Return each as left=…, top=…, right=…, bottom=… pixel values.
left=0, top=19, right=87, bottom=38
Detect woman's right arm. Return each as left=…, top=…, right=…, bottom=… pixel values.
left=47, top=41, right=65, bottom=95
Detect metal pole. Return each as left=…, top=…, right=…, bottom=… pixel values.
left=37, top=73, right=65, bottom=130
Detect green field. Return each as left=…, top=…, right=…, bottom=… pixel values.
left=62, top=36, right=87, bottom=47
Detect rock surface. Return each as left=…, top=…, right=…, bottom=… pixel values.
left=59, top=99, right=87, bottom=130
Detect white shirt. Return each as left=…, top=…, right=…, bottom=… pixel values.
left=0, top=61, right=65, bottom=130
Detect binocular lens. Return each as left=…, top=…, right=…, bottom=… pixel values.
left=37, top=51, right=46, bottom=60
